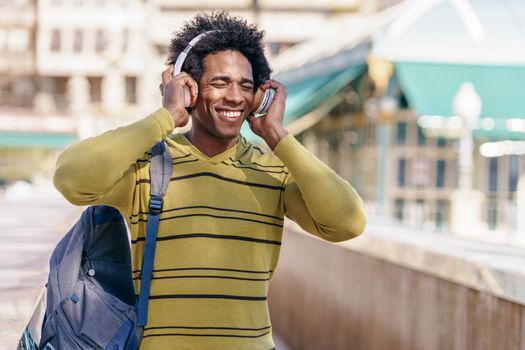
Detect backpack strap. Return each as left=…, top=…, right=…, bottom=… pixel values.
left=137, top=141, right=172, bottom=326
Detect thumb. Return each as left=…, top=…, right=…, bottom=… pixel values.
left=247, top=115, right=263, bottom=137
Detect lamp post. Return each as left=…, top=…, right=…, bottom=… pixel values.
left=450, top=82, right=485, bottom=236
left=366, top=55, right=396, bottom=217
left=454, top=82, right=481, bottom=191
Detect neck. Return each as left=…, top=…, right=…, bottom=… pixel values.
left=184, top=131, right=239, bottom=158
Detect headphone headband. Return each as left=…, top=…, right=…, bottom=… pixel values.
left=173, top=30, right=220, bottom=76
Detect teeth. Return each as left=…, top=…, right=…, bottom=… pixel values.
left=218, top=110, right=241, bottom=118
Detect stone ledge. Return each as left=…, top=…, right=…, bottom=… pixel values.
left=285, top=220, right=525, bottom=306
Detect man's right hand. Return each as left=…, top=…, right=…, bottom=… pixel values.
left=160, top=66, right=198, bottom=128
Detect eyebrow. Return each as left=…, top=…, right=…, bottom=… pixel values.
left=210, top=76, right=254, bottom=85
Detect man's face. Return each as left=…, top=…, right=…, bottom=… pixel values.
left=191, top=50, right=255, bottom=144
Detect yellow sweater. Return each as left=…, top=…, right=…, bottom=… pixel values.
left=54, top=108, right=366, bottom=350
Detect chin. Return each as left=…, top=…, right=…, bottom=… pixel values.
left=216, top=128, right=242, bottom=140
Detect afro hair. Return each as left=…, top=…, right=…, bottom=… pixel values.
left=167, top=11, right=272, bottom=90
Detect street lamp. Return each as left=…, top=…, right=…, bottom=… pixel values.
left=453, top=82, right=482, bottom=191
left=366, top=55, right=396, bottom=217
left=450, top=82, right=485, bottom=236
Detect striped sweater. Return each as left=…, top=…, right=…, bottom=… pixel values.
left=54, top=108, right=366, bottom=350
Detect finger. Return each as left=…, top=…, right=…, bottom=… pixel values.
left=266, top=80, right=285, bottom=91
left=161, top=66, right=173, bottom=87
left=261, top=80, right=286, bottom=96
left=248, top=114, right=263, bottom=134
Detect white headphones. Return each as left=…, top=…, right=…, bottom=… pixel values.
left=172, top=30, right=275, bottom=118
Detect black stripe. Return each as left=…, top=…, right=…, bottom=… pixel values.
left=132, top=267, right=273, bottom=274
left=248, top=144, right=265, bottom=155
left=136, top=172, right=284, bottom=190
left=141, top=331, right=270, bottom=339
left=222, top=161, right=289, bottom=175
left=129, top=205, right=283, bottom=221
left=130, top=213, right=283, bottom=228
left=172, top=172, right=285, bottom=191
left=173, top=159, right=199, bottom=166
left=135, top=155, right=196, bottom=165
left=132, top=274, right=270, bottom=281
left=144, top=325, right=271, bottom=331
left=172, top=154, right=192, bottom=160
left=229, top=157, right=287, bottom=169
left=131, top=233, right=281, bottom=246
left=149, top=294, right=267, bottom=301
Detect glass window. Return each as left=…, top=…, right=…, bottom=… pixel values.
left=415, top=198, right=425, bottom=227
left=412, top=157, right=429, bottom=188
left=508, top=155, right=519, bottom=192
left=417, top=126, right=426, bottom=146
left=125, top=76, right=137, bottom=104
left=489, top=157, right=498, bottom=192
left=396, top=121, right=407, bottom=145
left=95, top=30, right=107, bottom=53
left=435, top=200, right=446, bottom=232
left=487, top=201, right=498, bottom=230
left=394, top=198, right=404, bottom=221
left=437, top=137, right=446, bottom=148
left=88, top=76, right=102, bottom=103
left=73, top=29, right=83, bottom=53
left=436, top=160, right=446, bottom=188
left=50, top=29, right=61, bottom=52
left=397, top=158, right=406, bottom=187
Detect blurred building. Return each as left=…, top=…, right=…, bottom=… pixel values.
left=0, top=0, right=400, bottom=183
left=268, top=0, right=525, bottom=238
left=0, top=0, right=36, bottom=108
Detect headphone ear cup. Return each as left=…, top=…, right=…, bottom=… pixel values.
left=252, top=87, right=266, bottom=113
left=252, top=87, right=276, bottom=117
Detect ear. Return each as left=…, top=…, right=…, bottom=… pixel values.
left=187, top=78, right=199, bottom=108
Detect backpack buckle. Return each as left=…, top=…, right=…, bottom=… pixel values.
left=149, top=196, right=163, bottom=215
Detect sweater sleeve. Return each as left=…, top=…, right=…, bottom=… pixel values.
left=273, top=134, right=366, bottom=242
left=53, top=108, right=175, bottom=217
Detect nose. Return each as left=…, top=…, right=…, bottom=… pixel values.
left=223, top=84, right=243, bottom=105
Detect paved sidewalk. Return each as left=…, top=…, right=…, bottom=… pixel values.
left=0, top=186, right=80, bottom=350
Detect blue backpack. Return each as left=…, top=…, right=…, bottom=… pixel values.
left=36, top=141, right=172, bottom=350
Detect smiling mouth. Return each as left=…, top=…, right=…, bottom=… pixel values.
left=216, top=109, right=243, bottom=120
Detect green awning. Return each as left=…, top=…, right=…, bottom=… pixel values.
left=241, top=65, right=365, bottom=142
left=396, top=62, right=525, bottom=140
left=281, top=65, right=365, bottom=123
left=0, top=132, right=77, bottom=149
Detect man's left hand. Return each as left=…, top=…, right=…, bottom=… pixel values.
left=247, top=79, right=289, bottom=150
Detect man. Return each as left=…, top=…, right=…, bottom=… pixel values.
left=54, top=12, right=366, bottom=350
